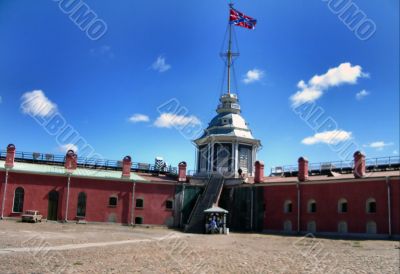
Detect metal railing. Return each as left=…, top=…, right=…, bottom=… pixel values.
left=217, top=103, right=241, bottom=110
left=270, top=156, right=400, bottom=177
left=0, top=150, right=177, bottom=175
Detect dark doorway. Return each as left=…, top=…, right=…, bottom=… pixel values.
left=47, top=190, right=59, bottom=221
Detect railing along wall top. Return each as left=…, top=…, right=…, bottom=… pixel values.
left=0, top=150, right=177, bottom=174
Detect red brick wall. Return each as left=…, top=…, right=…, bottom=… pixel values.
left=1, top=169, right=398, bottom=234
left=134, top=183, right=176, bottom=225
left=0, top=171, right=67, bottom=219
left=263, top=184, right=298, bottom=231
left=66, top=177, right=133, bottom=223
left=390, top=178, right=400, bottom=235
left=0, top=171, right=177, bottom=225
left=262, top=178, right=400, bottom=236
left=300, top=180, right=389, bottom=234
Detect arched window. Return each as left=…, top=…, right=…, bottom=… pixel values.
left=307, top=221, right=316, bottom=233
left=307, top=199, right=317, bottom=213
left=284, top=200, right=292, bottom=213
left=366, top=221, right=377, bottom=234
left=338, top=221, right=348, bottom=233
left=77, top=192, right=87, bottom=217
left=283, top=220, right=292, bottom=232
left=338, top=198, right=348, bottom=213
left=135, top=216, right=143, bottom=224
left=366, top=198, right=376, bottom=213
left=13, top=187, right=24, bottom=213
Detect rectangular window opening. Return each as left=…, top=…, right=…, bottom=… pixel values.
left=136, top=198, right=144, bottom=208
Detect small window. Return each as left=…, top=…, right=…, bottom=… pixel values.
left=166, top=200, right=173, bottom=209
left=338, top=198, right=348, bottom=213
left=368, top=202, right=376, bottom=213
left=284, top=200, right=292, bottom=213
left=307, top=199, right=316, bottom=213
left=135, top=216, right=143, bottom=224
left=366, top=198, right=376, bottom=213
left=109, top=196, right=118, bottom=207
left=341, top=203, right=347, bottom=213
left=136, top=198, right=144, bottom=208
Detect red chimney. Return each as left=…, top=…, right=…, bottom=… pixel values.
left=5, top=144, right=16, bottom=168
left=178, top=161, right=187, bottom=182
left=298, top=157, right=309, bottom=182
left=122, top=156, right=132, bottom=178
left=254, top=161, right=265, bottom=183
left=65, top=150, right=77, bottom=172
left=353, top=151, right=366, bottom=178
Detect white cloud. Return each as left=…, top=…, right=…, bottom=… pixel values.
left=302, top=130, right=352, bottom=145
left=59, top=144, right=78, bottom=153
left=363, top=141, right=393, bottom=151
left=356, top=89, right=369, bottom=100
left=152, top=56, right=171, bottom=72
left=154, top=113, right=201, bottom=128
left=290, top=62, right=368, bottom=106
left=128, top=114, right=150, bottom=123
left=20, top=90, right=57, bottom=117
left=243, top=69, right=264, bottom=84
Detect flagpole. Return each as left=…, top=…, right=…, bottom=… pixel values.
left=227, top=3, right=233, bottom=95
left=224, top=2, right=255, bottom=95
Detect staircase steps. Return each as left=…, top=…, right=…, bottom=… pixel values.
left=184, top=175, right=225, bottom=233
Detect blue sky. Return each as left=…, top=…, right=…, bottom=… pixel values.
left=0, top=0, right=398, bottom=172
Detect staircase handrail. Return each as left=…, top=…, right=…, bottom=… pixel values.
left=214, top=176, right=225, bottom=206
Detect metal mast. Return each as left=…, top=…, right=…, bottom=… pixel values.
left=227, top=3, right=233, bottom=94
left=225, top=2, right=239, bottom=95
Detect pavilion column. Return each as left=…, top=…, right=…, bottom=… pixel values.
left=231, top=142, right=235, bottom=174
left=194, top=147, right=198, bottom=173
left=207, top=143, right=211, bottom=173
left=234, top=142, right=239, bottom=177
left=251, top=146, right=257, bottom=176
left=210, top=141, right=215, bottom=172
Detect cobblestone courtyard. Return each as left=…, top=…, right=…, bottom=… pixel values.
left=0, top=220, right=398, bottom=273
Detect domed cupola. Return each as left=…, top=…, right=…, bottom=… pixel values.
left=194, top=93, right=261, bottom=177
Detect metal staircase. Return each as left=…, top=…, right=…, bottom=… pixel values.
left=184, top=174, right=225, bottom=233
